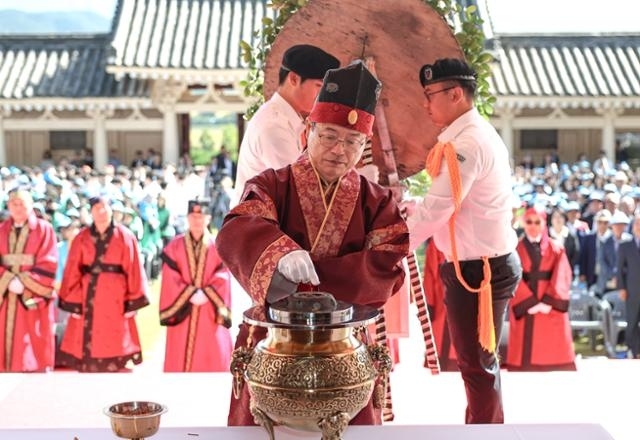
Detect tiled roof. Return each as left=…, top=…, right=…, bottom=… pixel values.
left=0, top=35, right=150, bottom=100
left=109, top=0, right=273, bottom=72
left=489, top=34, right=640, bottom=99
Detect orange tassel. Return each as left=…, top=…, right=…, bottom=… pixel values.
left=425, top=142, right=495, bottom=353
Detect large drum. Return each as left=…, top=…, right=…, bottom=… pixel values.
left=263, top=0, right=464, bottom=182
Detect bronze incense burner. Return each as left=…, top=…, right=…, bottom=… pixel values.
left=231, top=292, right=391, bottom=440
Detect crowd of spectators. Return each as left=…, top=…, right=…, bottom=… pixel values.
left=3, top=148, right=639, bottom=286
left=513, top=151, right=640, bottom=300
left=0, top=156, right=219, bottom=283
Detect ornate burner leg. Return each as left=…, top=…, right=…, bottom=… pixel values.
left=251, top=404, right=275, bottom=440
left=318, top=411, right=350, bottom=440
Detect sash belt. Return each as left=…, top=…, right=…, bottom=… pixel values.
left=81, top=263, right=124, bottom=275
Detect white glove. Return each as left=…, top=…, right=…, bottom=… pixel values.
left=537, top=303, right=552, bottom=314
left=398, top=196, right=422, bottom=219
left=124, top=310, right=137, bottom=319
left=527, top=303, right=542, bottom=314
left=190, top=288, right=209, bottom=306
left=356, top=164, right=380, bottom=183
left=277, top=250, right=320, bottom=285
left=8, top=277, right=24, bottom=294
left=527, top=303, right=552, bottom=314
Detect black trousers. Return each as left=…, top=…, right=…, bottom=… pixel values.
left=440, top=252, right=522, bottom=424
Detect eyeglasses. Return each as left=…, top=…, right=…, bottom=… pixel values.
left=525, top=220, right=542, bottom=225
left=316, top=133, right=366, bottom=153
left=423, top=86, right=456, bottom=102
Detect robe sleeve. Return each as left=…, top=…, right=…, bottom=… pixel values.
left=158, top=239, right=196, bottom=326
left=17, top=221, right=58, bottom=301
left=540, top=246, right=572, bottom=312
left=216, top=175, right=303, bottom=305
left=511, top=243, right=540, bottom=319
left=121, top=227, right=150, bottom=312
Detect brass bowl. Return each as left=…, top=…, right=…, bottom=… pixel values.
left=104, top=401, right=167, bottom=440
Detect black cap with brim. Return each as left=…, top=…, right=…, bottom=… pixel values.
left=281, top=44, right=340, bottom=80
left=419, top=58, right=477, bottom=87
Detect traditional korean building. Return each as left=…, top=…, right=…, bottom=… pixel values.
left=0, top=0, right=638, bottom=169
left=0, top=0, right=272, bottom=169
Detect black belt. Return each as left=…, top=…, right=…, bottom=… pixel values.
left=523, top=271, right=552, bottom=282
left=81, top=263, right=124, bottom=275
left=445, top=252, right=513, bottom=265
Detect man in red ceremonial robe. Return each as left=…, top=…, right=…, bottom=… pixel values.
left=57, top=196, right=149, bottom=372
left=423, top=238, right=458, bottom=371
left=216, top=61, right=409, bottom=426
left=159, top=198, right=233, bottom=372
left=0, top=188, right=58, bottom=372
left=506, top=207, right=576, bottom=371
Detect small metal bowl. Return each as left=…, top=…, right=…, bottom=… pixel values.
left=104, top=401, right=167, bottom=440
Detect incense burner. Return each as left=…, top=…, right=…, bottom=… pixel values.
left=231, top=292, right=390, bottom=440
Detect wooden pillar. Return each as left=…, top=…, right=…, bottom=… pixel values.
left=89, top=109, right=109, bottom=171
left=162, top=107, right=179, bottom=166
left=0, top=110, right=7, bottom=166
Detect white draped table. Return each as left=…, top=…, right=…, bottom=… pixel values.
left=0, top=424, right=615, bottom=440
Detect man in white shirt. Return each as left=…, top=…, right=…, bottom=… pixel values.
left=233, top=44, right=340, bottom=205
left=401, top=58, right=522, bottom=424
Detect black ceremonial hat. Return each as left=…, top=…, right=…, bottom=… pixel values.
left=419, top=58, right=477, bottom=87
left=281, top=44, right=340, bottom=80
left=188, top=199, right=210, bottom=215
left=308, top=60, right=381, bottom=136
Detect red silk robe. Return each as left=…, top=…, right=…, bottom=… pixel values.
left=506, top=236, right=576, bottom=371
left=57, top=223, right=149, bottom=372
left=216, top=156, right=409, bottom=426
left=0, top=213, right=57, bottom=372
left=159, top=232, right=233, bottom=372
left=423, top=239, right=458, bottom=371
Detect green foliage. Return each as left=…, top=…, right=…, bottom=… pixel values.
left=404, top=169, right=432, bottom=196
left=239, top=0, right=308, bottom=119
left=423, top=0, right=495, bottom=118
left=199, top=129, right=214, bottom=151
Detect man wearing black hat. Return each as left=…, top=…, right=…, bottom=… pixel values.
left=158, top=199, right=233, bottom=372
left=217, top=61, right=409, bottom=426
left=401, top=58, right=522, bottom=423
left=234, top=44, right=340, bottom=203
left=57, top=196, right=150, bottom=372
left=0, top=187, right=58, bottom=372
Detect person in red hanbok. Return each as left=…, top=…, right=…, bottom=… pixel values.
left=422, top=238, right=458, bottom=371
left=159, top=199, right=233, bottom=372
left=0, top=188, right=58, bottom=372
left=216, top=61, right=409, bottom=426
left=57, top=196, right=149, bottom=372
left=505, top=207, right=576, bottom=371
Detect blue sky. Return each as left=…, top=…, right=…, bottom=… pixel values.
left=0, top=0, right=117, bottom=18
left=0, top=0, right=634, bottom=34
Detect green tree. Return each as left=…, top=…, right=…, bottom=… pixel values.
left=199, top=129, right=214, bottom=151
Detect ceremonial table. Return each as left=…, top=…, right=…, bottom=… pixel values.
left=0, top=423, right=615, bottom=440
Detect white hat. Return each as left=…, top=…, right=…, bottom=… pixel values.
left=594, top=209, right=612, bottom=223
left=610, top=211, right=630, bottom=225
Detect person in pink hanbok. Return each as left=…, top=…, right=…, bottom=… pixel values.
left=159, top=199, right=233, bottom=372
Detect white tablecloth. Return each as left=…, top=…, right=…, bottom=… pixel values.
left=0, top=424, right=615, bottom=440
